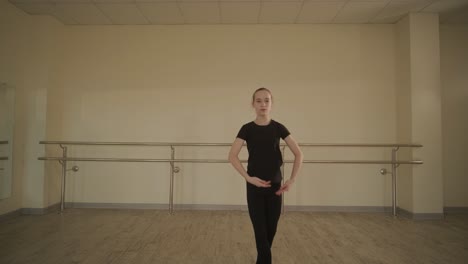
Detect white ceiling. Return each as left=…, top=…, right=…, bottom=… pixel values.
left=9, top=0, right=468, bottom=25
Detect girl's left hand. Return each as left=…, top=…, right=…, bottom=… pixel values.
left=275, top=179, right=295, bottom=196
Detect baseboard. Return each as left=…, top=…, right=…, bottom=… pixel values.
left=21, top=208, right=46, bottom=215
left=46, top=203, right=60, bottom=213
left=396, top=207, right=413, bottom=218
left=285, top=205, right=391, bottom=213
left=5, top=203, right=449, bottom=220
left=397, top=207, right=444, bottom=220
left=65, top=203, right=248, bottom=211
left=21, top=203, right=60, bottom=215
left=65, top=202, right=169, bottom=210
left=0, top=208, right=21, bottom=221
left=174, top=204, right=248, bottom=211
left=413, top=213, right=445, bottom=220
left=444, top=207, right=468, bottom=214
left=65, top=203, right=392, bottom=213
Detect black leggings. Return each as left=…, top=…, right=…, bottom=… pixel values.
left=247, top=182, right=282, bottom=264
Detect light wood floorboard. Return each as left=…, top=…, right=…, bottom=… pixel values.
left=0, top=209, right=467, bottom=264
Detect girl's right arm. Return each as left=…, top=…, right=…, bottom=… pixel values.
left=228, top=138, right=271, bottom=188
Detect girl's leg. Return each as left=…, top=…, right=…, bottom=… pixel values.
left=247, top=184, right=272, bottom=264
left=265, top=186, right=282, bottom=247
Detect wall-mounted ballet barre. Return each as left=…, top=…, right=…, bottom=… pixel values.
left=0, top=156, right=6, bottom=171
left=0, top=141, right=9, bottom=161
left=38, top=141, right=423, bottom=216
left=0, top=156, right=8, bottom=171
left=1, top=141, right=11, bottom=169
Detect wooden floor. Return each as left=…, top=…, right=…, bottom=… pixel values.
left=0, top=209, right=467, bottom=264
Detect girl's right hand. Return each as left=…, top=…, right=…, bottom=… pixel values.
left=247, top=176, right=271, bottom=188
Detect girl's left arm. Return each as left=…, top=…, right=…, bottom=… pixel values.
left=276, top=135, right=303, bottom=195
left=284, top=135, right=303, bottom=183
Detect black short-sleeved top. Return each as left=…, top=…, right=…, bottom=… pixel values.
left=236, top=119, right=290, bottom=183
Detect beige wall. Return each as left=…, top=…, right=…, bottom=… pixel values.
left=395, top=15, right=414, bottom=212
left=0, top=0, right=32, bottom=215
left=395, top=13, right=445, bottom=215
left=0, top=83, right=15, bottom=199
left=440, top=24, right=468, bottom=208
left=409, top=14, right=443, bottom=214
left=47, top=24, right=398, bottom=208
left=0, top=0, right=62, bottom=215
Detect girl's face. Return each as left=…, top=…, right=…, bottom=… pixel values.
left=252, top=90, right=272, bottom=117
